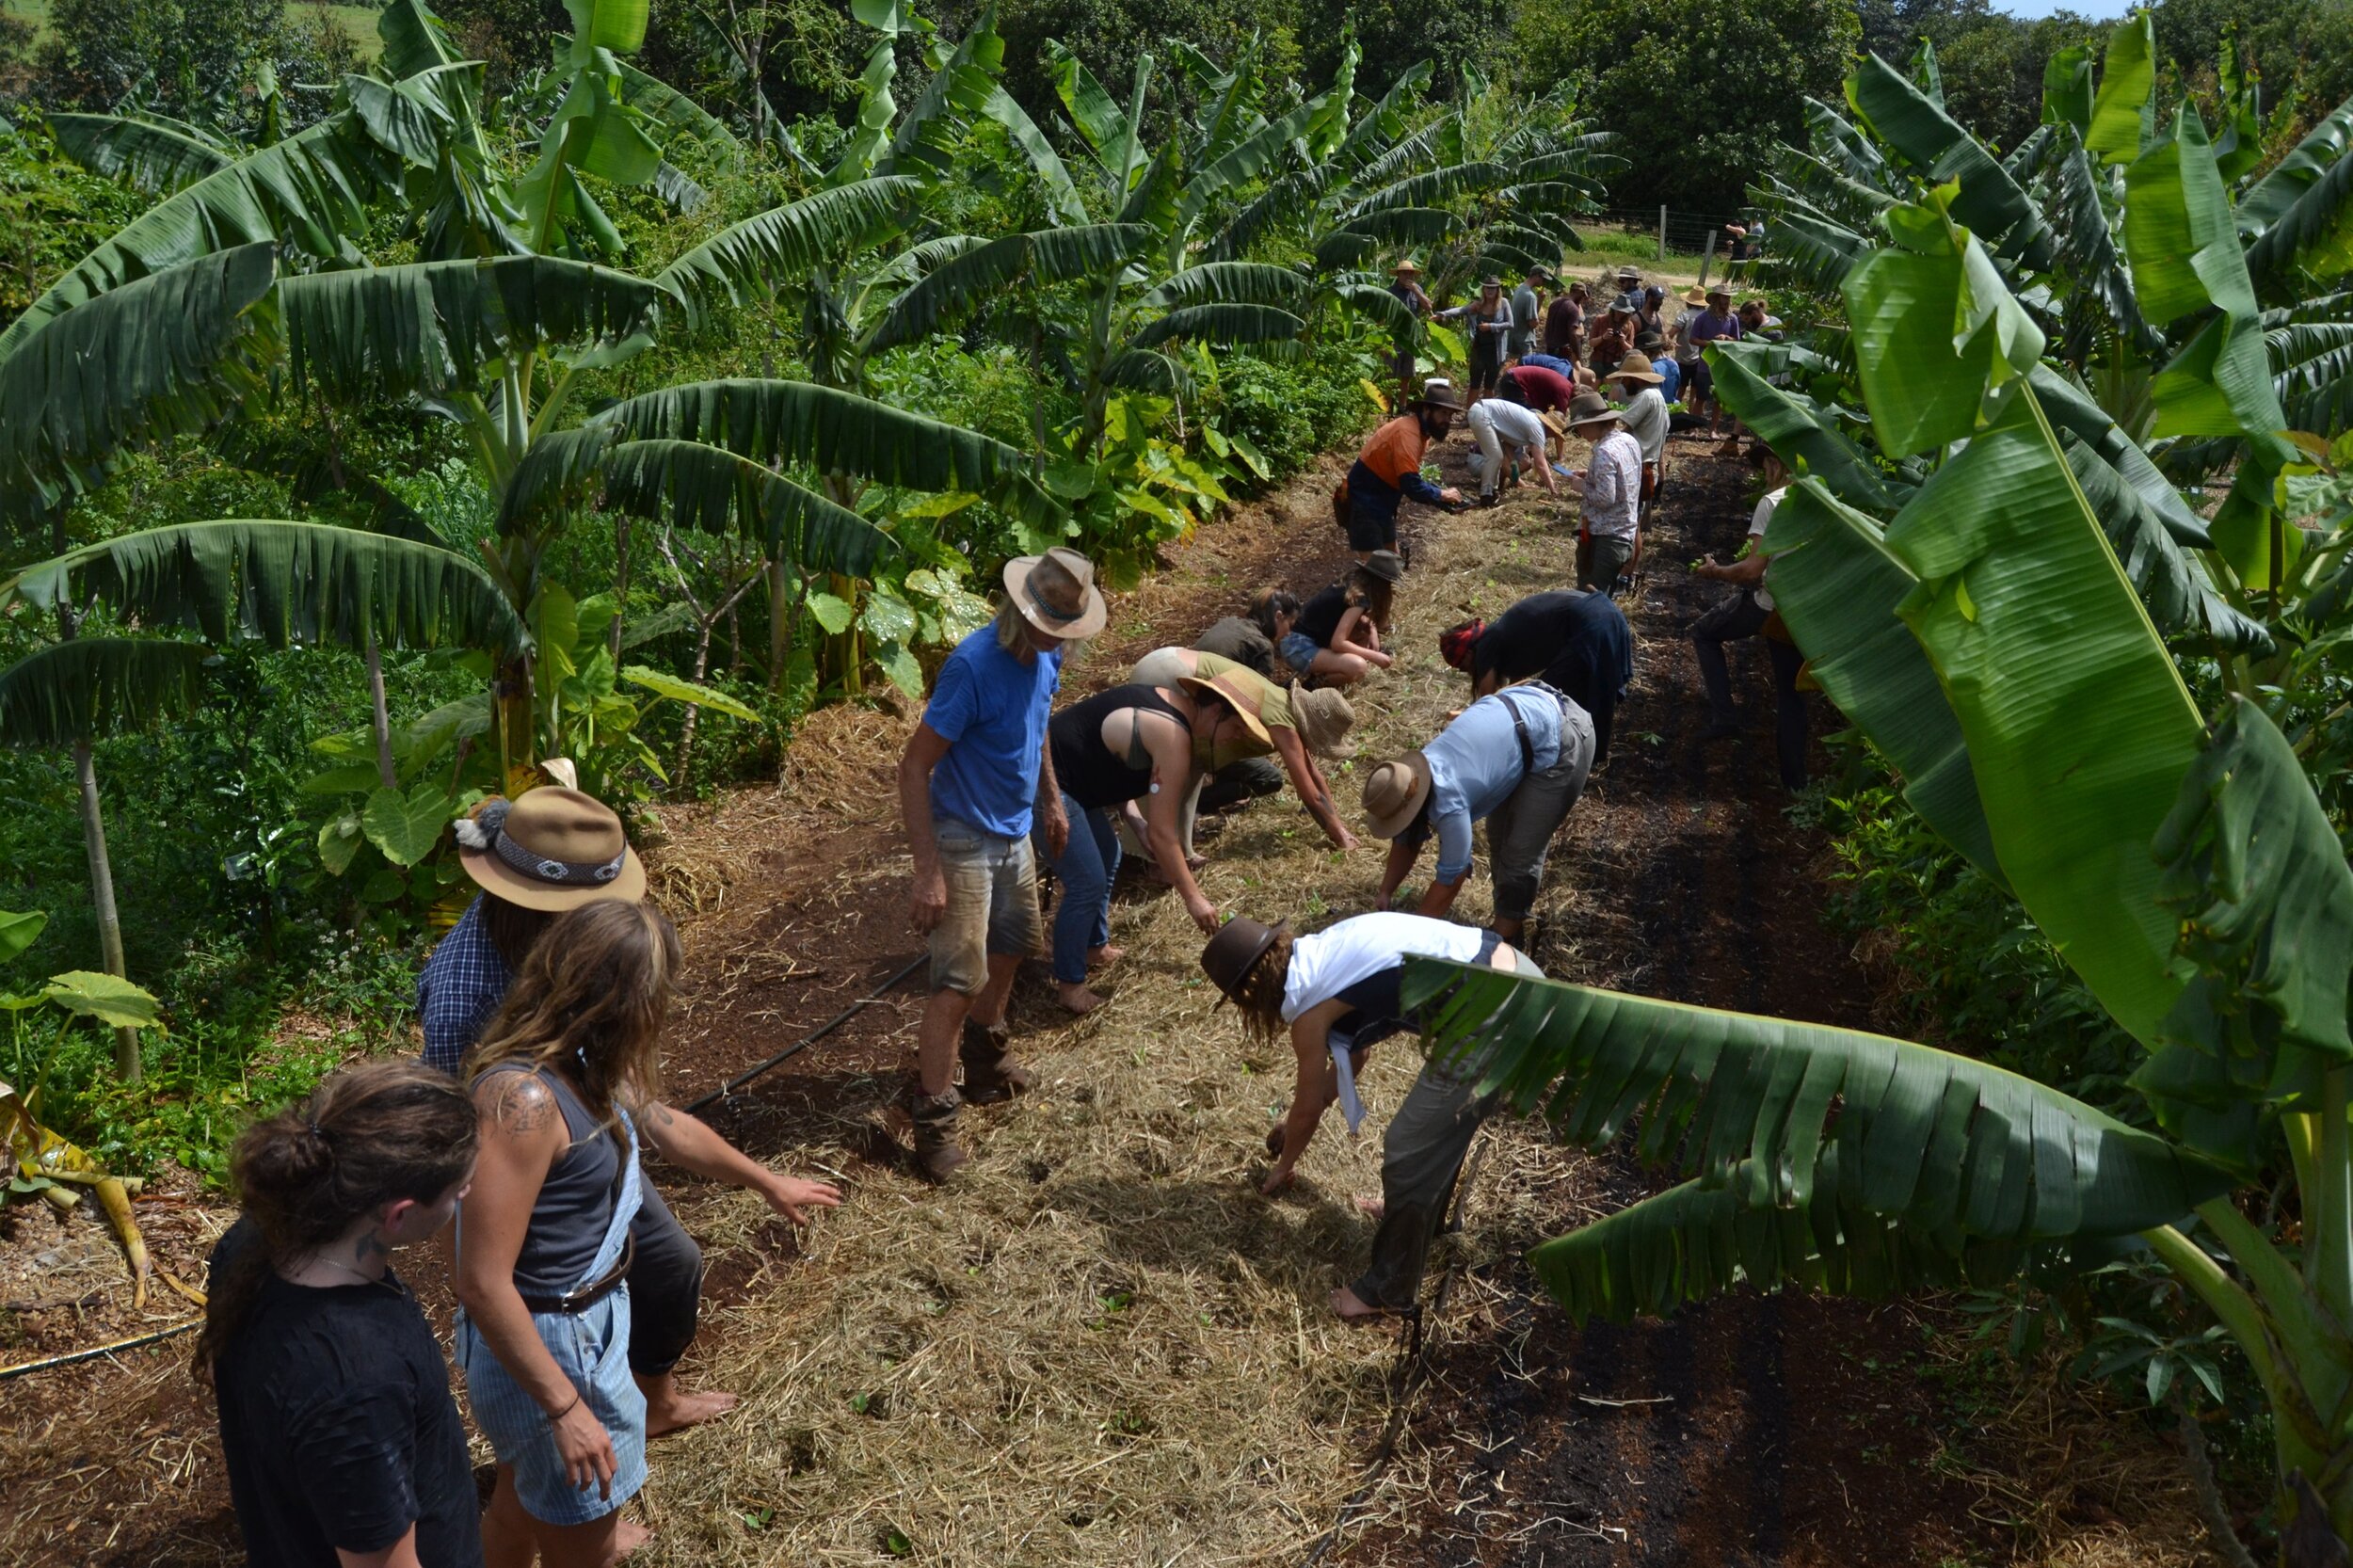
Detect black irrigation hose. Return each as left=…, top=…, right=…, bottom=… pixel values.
left=681, top=953, right=928, bottom=1114
left=1294, top=1135, right=1492, bottom=1567
left=0, top=1319, right=200, bottom=1382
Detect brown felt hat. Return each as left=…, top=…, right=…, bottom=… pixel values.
left=1566, top=390, right=1625, bottom=430
left=1362, top=753, right=1434, bottom=839
left=1289, top=682, right=1358, bottom=759
left=1002, top=548, right=1108, bottom=641
left=1607, top=350, right=1665, bottom=386
left=456, top=787, right=647, bottom=912
left=1413, top=377, right=1465, bottom=413
left=1178, top=672, right=1275, bottom=750
left=1201, top=916, right=1286, bottom=1004
left=1361, top=548, right=1406, bottom=584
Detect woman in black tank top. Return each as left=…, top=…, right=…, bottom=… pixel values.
left=1035, top=682, right=1248, bottom=1012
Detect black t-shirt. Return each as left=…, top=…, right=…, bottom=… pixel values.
left=209, top=1219, right=483, bottom=1568
left=1295, top=584, right=1351, bottom=649
left=1193, top=616, right=1275, bottom=677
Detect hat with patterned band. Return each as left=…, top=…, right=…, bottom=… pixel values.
left=455, top=787, right=647, bottom=912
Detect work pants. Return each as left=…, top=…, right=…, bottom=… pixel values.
left=624, top=1185, right=702, bottom=1377
left=1692, top=592, right=1808, bottom=791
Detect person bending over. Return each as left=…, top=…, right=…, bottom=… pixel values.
left=1202, top=913, right=1542, bottom=1321
left=1283, top=555, right=1401, bottom=685
left=418, top=783, right=838, bottom=1435
left=1366, top=682, right=1597, bottom=944
left=1128, top=648, right=1361, bottom=853
left=1692, top=450, right=1808, bottom=790
left=1337, top=382, right=1464, bottom=560
left=201, top=1061, right=482, bottom=1568
left=1439, top=589, right=1633, bottom=764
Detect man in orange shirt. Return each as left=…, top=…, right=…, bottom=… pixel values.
left=1337, top=379, right=1466, bottom=563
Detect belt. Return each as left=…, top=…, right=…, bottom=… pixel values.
left=520, top=1233, right=635, bottom=1315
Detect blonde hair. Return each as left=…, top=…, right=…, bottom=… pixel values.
left=995, top=596, right=1089, bottom=662
left=469, top=900, right=680, bottom=1122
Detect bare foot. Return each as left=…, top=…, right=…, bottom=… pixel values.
left=1353, top=1194, right=1385, bottom=1219
left=640, top=1382, right=738, bottom=1437
left=1086, top=944, right=1126, bottom=969
left=612, top=1518, right=654, bottom=1561
left=1329, top=1285, right=1387, bottom=1323
left=1057, top=982, right=1107, bottom=1016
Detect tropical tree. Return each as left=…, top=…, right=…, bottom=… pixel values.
left=1387, top=53, right=2353, bottom=1555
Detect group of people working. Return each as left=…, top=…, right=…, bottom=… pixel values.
left=199, top=267, right=1806, bottom=1567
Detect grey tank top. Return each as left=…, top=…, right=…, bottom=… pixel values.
left=478, top=1063, right=625, bottom=1295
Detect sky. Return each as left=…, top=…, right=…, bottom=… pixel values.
left=1988, top=0, right=2142, bottom=17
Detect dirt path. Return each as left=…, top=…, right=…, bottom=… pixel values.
left=0, top=434, right=2207, bottom=1567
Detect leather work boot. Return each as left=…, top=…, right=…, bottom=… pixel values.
left=908, top=1085, right=968, bottom=1180
left=959, top=1017, right=1032, bottom=1107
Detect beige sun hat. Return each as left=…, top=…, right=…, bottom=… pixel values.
left=455, top=787, right=647, bottom=912
left=1607, top=350, right=1665, bottom=387
left=1177, top=671, right=1275, bottom=749
left=1362, top=753, right=1434, bottom=839
left=1288, top=683, right=1358, bottom=760
left=1682, top=285, right=1709, bottom=307
left=1002, top=547, right=1109, bottom=640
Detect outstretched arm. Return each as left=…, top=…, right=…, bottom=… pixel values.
left=1272, top=728, right=1356, bottom=850
left=638, top=1101, right=843, bottom=1224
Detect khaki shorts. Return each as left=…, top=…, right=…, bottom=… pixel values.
left=927, top=821, right=1043, bottom=996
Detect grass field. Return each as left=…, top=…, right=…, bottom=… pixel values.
left=6, top=0, right=385, bottom=58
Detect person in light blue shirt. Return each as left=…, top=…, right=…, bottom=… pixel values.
left=1363, top=684, right=1597, bottom=941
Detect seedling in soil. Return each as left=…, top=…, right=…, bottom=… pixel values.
left=881, top=1525, right=915, bottom=1557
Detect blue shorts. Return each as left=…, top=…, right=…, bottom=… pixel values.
left=1280, top=632, right=1322, bottom=673
left=456, top=1288, right=647, bottom=1525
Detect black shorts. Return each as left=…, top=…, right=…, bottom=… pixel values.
left=1345, top=497, right=1398, bottom=552
left=1683, top=358, right=1713, bottom=403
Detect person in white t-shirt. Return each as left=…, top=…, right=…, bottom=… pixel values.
left=1465, top=395, right=1558, bottom=504
left=1691, top=448, right=1808, bottom=789
left=1201, top=913, right=1542, bottom=1321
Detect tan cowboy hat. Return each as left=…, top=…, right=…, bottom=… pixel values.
left=1002, top=547, right=1109, bottom=640
left=1681, top=285, right=1709, bottom=307
left=1566, top=389, right=1625, bottom=431
left=1538, top=411, right=1570, bottom=440
left=1289, top=682, right=1358, bottom=759
left=1201, top=916, right=1286, bottom=1005
left=1362, top=754, right=1434, bottom=839
left=1413, top=378, right=1465, bottom=413
left=455, top=787, right=647, bottom=912
left=1178, top=671, right=1275, bottom=750
left=1607, top=350, right=1665, bottom=386
left=1705, top=282, right=1733, bottom=302
left=1393, top=257, right=1423, bottom=276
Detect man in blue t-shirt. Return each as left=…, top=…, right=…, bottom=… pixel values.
left=895, top=548, right=1108, bottom=1178
left=1361, top=685, right=1598, bottom=942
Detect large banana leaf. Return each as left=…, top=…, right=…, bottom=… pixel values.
left=0, top=520, right=526, bottom=655
left=1130, top=302, right=1305, bottom=350
left=1848, top=53, right=2056, bottom=271
left=2270, top=299, right=2353, bottom=437
left=653, top=176, right=920, bottom=325
left=278, top=257, right=668, bottom=400
left=498, top=430, right=890, bottom=575
left=880, top=16, right=1001, bottom=177
left=590, top=378, right=1057, bottom=523
left=1143, top=263, right=1312, bottom=312
left=1399, top=958, right=2232, bottom=1256
left=980, top=87, right=1089, bottom=227
left=0, top=246, right=278, bottom=520
left=378, top=0, right=463, bottom=78
left=0, top=638, right=209, bottom=747
left=2238, top=92, right=2353, bottom=285
left=2082, top=14, right=2154, bottom=166
left=2045, top=127, right=2161, bottom=360
left=863, top=223, right=1152, bottom=356
left=1759, top=480, right=2002, bottom=884
left=1708, top=344, right=1896, bottom=513
left=1884, top=380, right=2203, bottom=1047
left=0, top=112, right=392, bottom=359
left=47, top=113, right=233, bottom=195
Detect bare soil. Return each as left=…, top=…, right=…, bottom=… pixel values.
left=0, top=436, right=2216, bottom=1567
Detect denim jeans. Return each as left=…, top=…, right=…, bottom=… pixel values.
left=1036, top=792, right=1120, bottom=984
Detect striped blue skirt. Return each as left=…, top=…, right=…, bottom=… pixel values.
left=456, top=1286, right=647, bottom=1526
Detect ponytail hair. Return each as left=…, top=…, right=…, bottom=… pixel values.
left=196, top=1061, right=476, bottom=1382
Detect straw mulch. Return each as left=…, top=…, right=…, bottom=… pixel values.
left=635, top=469, right=1612, bottom=1566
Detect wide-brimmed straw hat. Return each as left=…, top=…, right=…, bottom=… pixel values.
left=1002, top=547, right=1108, bottom=640
left=1607, top=350, right=1665, bottom=386
left=1177, top=671, right=1275, bottom=749
left=455, top=787, right=647, bottom=912
left=1705, top=282, right=1733, bottom=302
left=1566, top=390, right=1625, bottom=430
left=1480, top=274, right=1503, bottom=289
left=1393, top=257, right=1423, bottom=275
left=1201, top=916, right=1287, bottom=1004
left=1362, top=753, right=1434, bottom=839
left=1682, top=285, right=1709, bottom=306
left=1412, top=378, right=1465, bottom=413
left=1360, top=548, right=1407, bottom=584
left=1289, top=683, right=1358, bottom=759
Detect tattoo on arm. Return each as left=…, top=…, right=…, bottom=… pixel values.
left=490, top=1075, right=555, bottom=1136
left=646, top=1102, right=677, bottom=1128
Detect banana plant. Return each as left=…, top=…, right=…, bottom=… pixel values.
left=1409, top=149, right=2353, bottom=1548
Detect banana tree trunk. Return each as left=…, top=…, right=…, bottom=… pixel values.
left=72, top=741, right=139, bottom=1082
left=364, top=635, right=396, bottom=791
left=764, top=559, right=792, bottom=691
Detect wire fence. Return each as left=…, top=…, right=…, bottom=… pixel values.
left=1578, top=206, right=1768, bottom=282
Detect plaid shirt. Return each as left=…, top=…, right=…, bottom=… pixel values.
left=416, top=895, right=513, bottom=1074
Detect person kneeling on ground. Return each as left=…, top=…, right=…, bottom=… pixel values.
left=1035, top=677, right=1243, bottom=1013
left=1465, top=390, right=1560, bottom=505
left=1439, top=588, right=1633, bottom=764
left=1561, top=392, right=1642, bottom=595
left=1202, top=913, right=1542, bottom=1321
left=897, top=548, right=1105, bottom=1176
left=456, top=900, right=683, bottom=1568
left=1366, top=682, right=1597, bottom=944
left=202, top=1061, right=483, bottom=1568
left=1283, top=553, right=1401, bottom=685
left=1128, top=647, right=1361, bottom=853
left=1337, top=381, right=1464, bottom=560
left=1691, top=449, right=1808, bottom=791
left=418, top=781, right=839, bottom=1437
